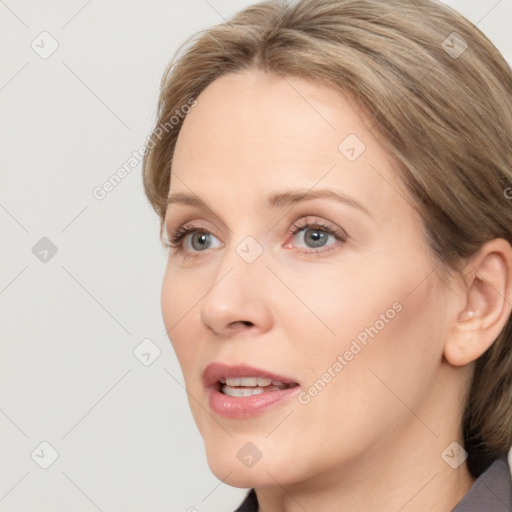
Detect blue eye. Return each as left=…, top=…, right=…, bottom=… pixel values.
left=297, top=227, right=332, bottom=248
left=165, top=218, right=347, bottom=256
left=166, top=224, right=222, bottom=252
left=289, top=220, right=346, bottom=250
left=187, top=231, right=221, bottom=251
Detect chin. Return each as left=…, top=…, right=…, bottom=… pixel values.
left=202, top=435, right=300, bottom=488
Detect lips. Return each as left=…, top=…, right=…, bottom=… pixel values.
left=203, top=362, right=299, bottom=389
left=203, top=362, right=300, bottom=419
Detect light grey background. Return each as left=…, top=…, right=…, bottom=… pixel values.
left=1, top=1, right=511, bottom=511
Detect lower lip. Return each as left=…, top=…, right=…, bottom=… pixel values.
left=208, top=386, right=300, bottom=419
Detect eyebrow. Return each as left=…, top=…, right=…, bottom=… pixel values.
left=166, top=188, right=371, bottom=217
left=266, top=189, right=371, bottom=216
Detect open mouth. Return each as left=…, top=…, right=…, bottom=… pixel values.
left=204, top=363, right=301, bottom=418
left=218, top=377, right=299, bottom=397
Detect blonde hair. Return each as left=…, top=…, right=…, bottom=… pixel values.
left=142, top=0, right=512, bottom=475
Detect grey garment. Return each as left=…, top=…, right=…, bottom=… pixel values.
left=234, top=489, right=257, bottom=512
left=234, top=457, right=512, bottom=512
left=452, top=456, right=511, bottom=512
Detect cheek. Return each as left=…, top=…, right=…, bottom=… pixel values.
left=161, top=266, right=178, bottom=328
left=292, top=262, right=448, bottom=438
left=160, top=263, right=203, bottom=373
left=286, top=252, right=447, bottom=390
left=276, top=260, right=403, bottom=347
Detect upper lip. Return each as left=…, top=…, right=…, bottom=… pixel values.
left=203, top=362, right=299, bottom=388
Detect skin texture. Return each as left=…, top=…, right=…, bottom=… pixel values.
left=160, top=69, right=511, bottom=511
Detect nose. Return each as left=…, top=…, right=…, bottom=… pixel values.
left=199, top=243, right=274, bottom=337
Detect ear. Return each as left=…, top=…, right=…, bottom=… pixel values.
left=444, top=238, right=512, bottom=367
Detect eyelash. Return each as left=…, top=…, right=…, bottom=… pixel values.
left=288, top=220, right=347, bottom=251
left=165, top=219, right=347, bottom=255
left=166, top=224, right=202, bottom=248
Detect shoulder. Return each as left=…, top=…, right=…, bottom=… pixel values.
left=452, top=456, right=512, bottom=512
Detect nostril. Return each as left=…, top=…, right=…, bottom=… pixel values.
left=227, top=320, right=255, bottom=330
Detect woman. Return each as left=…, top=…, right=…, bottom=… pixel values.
left=142, top=0, right=512, bottom=510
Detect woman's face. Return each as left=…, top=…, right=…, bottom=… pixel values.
left=161, top=69, right=462, bottom=488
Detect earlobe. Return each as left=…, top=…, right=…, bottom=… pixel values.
left=444, top=239, right=512, bottom=367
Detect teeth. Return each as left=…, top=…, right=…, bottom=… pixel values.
left=221, top=384, right=291, bottom=396
left=224, top=376, right=276, bottom=387
left=222, top=386, right=267, bottom=397
left=219, top=376, right=296, bottom=396
left=240, top=377, right=258, bottom=386
left=258, top=377, right=272, bottom=387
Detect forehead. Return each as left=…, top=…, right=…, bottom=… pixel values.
left=170, top=69, right=410, bottom=223
left=174, top=69, right=370, bottom=162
